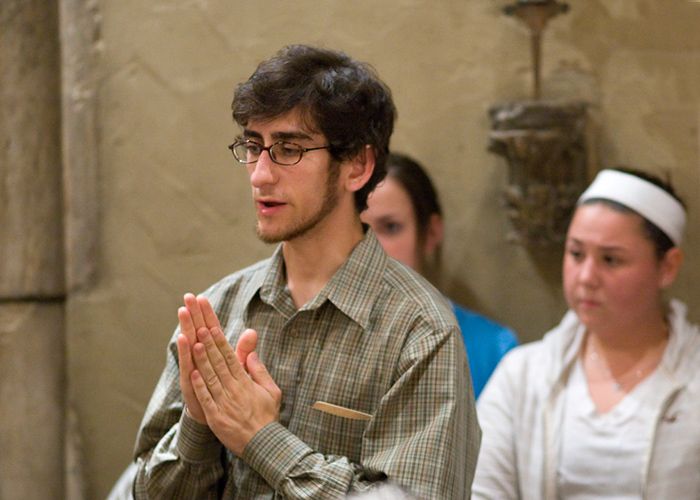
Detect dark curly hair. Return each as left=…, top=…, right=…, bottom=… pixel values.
left=232, top=44, right=397, bottom=212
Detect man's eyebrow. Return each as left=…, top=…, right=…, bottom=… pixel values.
left=242, top=129, right=263, bottom=140
left=242, top=128, right=315, bottom=142
left=271, top=131, right=314, bottom=142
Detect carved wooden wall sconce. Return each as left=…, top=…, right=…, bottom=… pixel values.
left=489, top=0, right=589, bottom=246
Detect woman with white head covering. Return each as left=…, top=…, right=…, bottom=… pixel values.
left=473, top=168, right=700, bottom=499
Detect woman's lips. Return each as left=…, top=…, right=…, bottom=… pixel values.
left=577, top=298, right=600, bottom=309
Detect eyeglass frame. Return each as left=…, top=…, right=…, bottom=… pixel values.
left=228, top=138, right=332, bottom=166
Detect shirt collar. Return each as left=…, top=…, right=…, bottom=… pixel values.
left=251, top=228, right=388, bottom=329
left=308, top=228, right=387, bottom=329
left=255, top=244, right=296, bottom=318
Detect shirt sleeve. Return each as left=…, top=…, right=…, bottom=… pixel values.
left=242, top=324, right=480, bottom=499
left=132, top=334, right=227, bottom=499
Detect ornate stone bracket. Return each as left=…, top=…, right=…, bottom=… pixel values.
left=489, top=101, right=588, bottom=246
left=489, top=1, right=588, bottom=247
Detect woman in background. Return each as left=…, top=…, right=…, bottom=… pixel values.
left=473, top=168, right=700, bottom=499
left=362, top=152, right=518, bottom=398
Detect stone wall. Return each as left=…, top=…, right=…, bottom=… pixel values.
left=0, top=1, right=65, bottom=498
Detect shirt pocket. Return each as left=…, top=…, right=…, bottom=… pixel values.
left=292, top=403, right=370, bottom=462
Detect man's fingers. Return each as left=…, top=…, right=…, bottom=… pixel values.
left=177, top=334, right=194, bottom=394
left=235, top=329, right=258, bottom=368
left=177, top=334, right=193, bottom=373
left=197, top=326, right=236, bottom=387
left=178, top=307, right=196, bottom=344
left=184, top=292, right=206, bottom=330
left=191, top=370, right=217, bottom=415
left=197, top=295, right=222, bottom=330
left=207, top=326, right=248, bottom=382
left=208, top=326, right=240, bottom=372
left=177, top=334, right=206, bottom=424
left=192, top=339, right=225, bottom=400
left=247, top=352, right=281, bottom=402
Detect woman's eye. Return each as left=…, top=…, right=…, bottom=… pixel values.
left=566, top=248, right=583, bottom=261
left=603, top=255, right=622, bottom=266
left=375, top=221, right=403, bottom=235
left=385, top=222, right=402, bottom=235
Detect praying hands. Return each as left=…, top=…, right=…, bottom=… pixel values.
left=176, top=293, right=282, bottom=456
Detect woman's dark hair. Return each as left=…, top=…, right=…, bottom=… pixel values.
left=581, top=166, right=686, bottom=258
left=385, top=152, right=442, bottom=245
left=232, top=44, right=397, bottom=212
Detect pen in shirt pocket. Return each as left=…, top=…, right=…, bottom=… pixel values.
left=312, top=401, right=372, bottom=421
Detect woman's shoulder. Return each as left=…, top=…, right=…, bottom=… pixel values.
left=495, top=340, right=547, bottom=375
left=666, top=300, right=700, bottom=380
left=489, top=311, right=582, bottom=383
left=476, top=339, right=554, bottom=420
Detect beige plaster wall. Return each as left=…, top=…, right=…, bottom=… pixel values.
left=68, top=1, right=700, bottom=497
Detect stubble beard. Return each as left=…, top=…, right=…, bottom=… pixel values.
left=255, top=164, right=341, bottom=244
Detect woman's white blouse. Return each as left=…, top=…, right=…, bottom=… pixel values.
left=557, top=359, right=665, bottom=500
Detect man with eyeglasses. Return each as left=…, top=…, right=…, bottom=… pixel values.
left=131, top=44, right=480, bottom=499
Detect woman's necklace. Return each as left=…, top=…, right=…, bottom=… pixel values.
left=588, top=346, right=643, bottom=392
left=586, top=337, right=666, bottom=393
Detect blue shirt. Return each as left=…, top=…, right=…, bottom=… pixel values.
left=451, top=302, right=518, bottom=399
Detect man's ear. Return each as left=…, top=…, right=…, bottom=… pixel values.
left=659, top=247, right=683, bottom=289
left=344, top=145, right=376, bottom=193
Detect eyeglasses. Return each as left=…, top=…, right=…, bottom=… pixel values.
left=228, top=139, right=331, bottom=166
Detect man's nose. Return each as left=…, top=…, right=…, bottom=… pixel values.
left=249, top=150, right=276, bottom=187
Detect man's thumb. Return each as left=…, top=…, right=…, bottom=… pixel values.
left=247, top=352, right=281, bottom=400
left=235, top=328, right=258, bottom=367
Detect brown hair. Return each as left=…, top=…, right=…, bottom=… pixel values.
left=385, top=152, right=442, bottom=245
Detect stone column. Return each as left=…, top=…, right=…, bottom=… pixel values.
left=0, top=1, right=65, bottom=498
left=60, top=0, right=102, bottom=496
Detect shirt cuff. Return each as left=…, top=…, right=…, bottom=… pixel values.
left=242, top=421, right=312, bottom=488
left=176, top=409, right=222, bottom=464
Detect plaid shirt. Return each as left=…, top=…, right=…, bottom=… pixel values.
left=133, top=231, right=480, bottom=499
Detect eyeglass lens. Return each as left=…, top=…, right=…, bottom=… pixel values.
left=232, top=141, right=303, bottom=165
